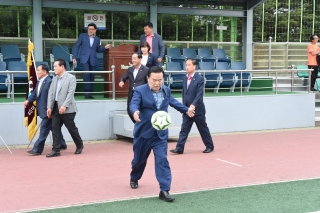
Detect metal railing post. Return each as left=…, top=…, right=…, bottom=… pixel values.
left=291, top=64, right=295, bottom=92
left=268, top=36, right=272, bottom=77
left=111, top=65, right=115, bottom=100
left=275, top=70, right=278, bottom=94
left=240, top=71, right=243, bottom=96
left=286, top=42, right=289, bottom=77
left=11, top=73, right=14, bottom=102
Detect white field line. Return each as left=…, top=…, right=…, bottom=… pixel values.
left=216, top=158, right=243, bottom=167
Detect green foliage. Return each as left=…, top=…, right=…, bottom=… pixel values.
left=0, top=1, right=319, bottom=42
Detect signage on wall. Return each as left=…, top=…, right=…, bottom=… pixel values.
left=217, top=26, right=227, bottom=30
left=84, top=13, right=106, bottom=30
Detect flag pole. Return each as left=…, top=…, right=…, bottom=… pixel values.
left=28, top=39, right=38, bottom=79
left=27, top=119, right=42, bottom=149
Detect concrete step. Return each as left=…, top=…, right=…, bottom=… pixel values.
left=315, top=108, right=320, bottom=117
left=112, top=111, right=181, bottom=139
left=315, top=117, right=320, bottom=127
left=315, top=100, right=320, bottom=107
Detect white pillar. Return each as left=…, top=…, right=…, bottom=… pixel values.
left=32, top=0, right=43, bottom=61
left=242, top=9, right=253, bottom=70
left=149, top=0, right=158, bottom=33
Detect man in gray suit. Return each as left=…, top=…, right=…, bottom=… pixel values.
left=46, top=58, right=84, bottom=157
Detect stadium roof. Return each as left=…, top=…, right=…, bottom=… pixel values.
left=0, top=0, right=267, bottom=10
left=135, top=0, right=266, bottom=9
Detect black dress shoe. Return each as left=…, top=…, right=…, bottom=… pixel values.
left=159, top=191, right=175, bottom=202
left=27, top=150, right=41, bottom=155
left=46, top=151, right=61, bottom=158
left=75, top=146, right=84, bottom=154
left=203, top=147, right=214, bottom=153
left=60, top=146, right=67, bottom=150
left=170, top=149, right=183, bottom=154
left=130, top=179, right=138, bottom=189
left=311, top=88, right=317, bottom=91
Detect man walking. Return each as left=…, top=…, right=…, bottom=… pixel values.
left=129, top=66, right=195, bottom=202
left=72, top=23, right=112, bottom=98
left=119, top=53, right=149, bottom=123
left=170, top=58, right=214, bottom=154
left=46, top=59, right=84, bottom=157
left=24, top=64, right=67, bottom=155
left=138, top=22, right=164, bottom=63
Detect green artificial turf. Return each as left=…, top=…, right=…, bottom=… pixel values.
left=34, top=178, right=320, bottom=213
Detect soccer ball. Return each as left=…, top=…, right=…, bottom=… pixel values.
left=151, top=111, right=171, bottom=130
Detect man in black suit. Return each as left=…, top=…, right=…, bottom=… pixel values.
left=170, top=58, right=214, bottom=154
left=119, top=53, right=149, bottom=123
left=23, top=64, right=67, bottom=155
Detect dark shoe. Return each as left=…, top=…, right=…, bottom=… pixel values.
left=130, top=179, right=138, bottom=189
left=75, top=146, right=84, bottom=154
left=60, top=146, right=67, bottom=150
left=203, top=147, right=214, bottom=153
left=46, top=151, right=61, bottom=158
left=27, top=150, right=41, bottom=155
left=159, top=191, right=175, bottom=202
left=170, top=149, right=183, bottom=154
left=311, top=88, right=317, bottom=91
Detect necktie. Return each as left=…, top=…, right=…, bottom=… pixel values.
left=187, top=76, right=192, bottom=89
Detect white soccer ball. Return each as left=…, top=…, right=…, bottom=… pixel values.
left=151, top=111, right=171, bottom=130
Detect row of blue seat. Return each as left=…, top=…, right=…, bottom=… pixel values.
left=0, top=45, right=26, bottom=69
left=164, top=61, right=252, bottom=93
left=166, top=48, right=232, bottom=69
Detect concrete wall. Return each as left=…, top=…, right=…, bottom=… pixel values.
left=0, top=93, right=315, bottom=146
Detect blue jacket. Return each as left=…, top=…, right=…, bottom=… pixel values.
left=28, top=76, right=52, bottom=119
left=130, top=84, right=188, bottom=139
left=145, top=53, right=159, bottom=68
left=183, top=72, right=206, bottom=114
left=138, top=33, right=165, bottom=60
left=72, top=33, right=107, bottom=66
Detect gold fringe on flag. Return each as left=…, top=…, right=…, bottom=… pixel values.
left=25, top=40, right=38, bottom=141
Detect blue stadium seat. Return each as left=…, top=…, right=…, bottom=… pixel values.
left=231, top=62, right=252, bottom=92
left=0, top=45, right=25, bottom=69
left=182, top=48, right=201, bottom=64
left=296, top=65, right=309, bottom=78
left=213, top=48, right=232, bottom=65
left=72, top=45, right=82, bottom=71
left=65, top=62, right=71, bottom=71
left=166, top=62, right=184, bottom=89
left=8, top=61, right=28, bottom=85
left=199, top=62, right=221, bottom=93
left=50, top=46, right=72, bottom=71
left=0, top=61, right=10, bottom=95
left=166, top=48, right=185, bottom=69
left=198, top=48, right=216, bottom=66
left=216, top=62, right=237, bottom=92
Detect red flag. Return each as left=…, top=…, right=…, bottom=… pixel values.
left=24, top=41, right=38, bottom=141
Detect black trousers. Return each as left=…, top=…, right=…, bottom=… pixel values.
left=309, top=65, right=319, bottom=89
left=52, top=102, right=83, bottom=151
